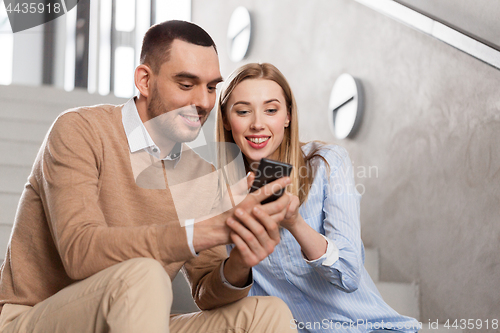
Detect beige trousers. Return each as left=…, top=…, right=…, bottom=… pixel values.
left=0, top=258, right=296, bottom=333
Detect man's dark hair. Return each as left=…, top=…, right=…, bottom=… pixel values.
left=140, top=20, right=217, bottom=74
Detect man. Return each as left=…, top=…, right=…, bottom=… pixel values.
left=0, top=20, right=296, bottom=332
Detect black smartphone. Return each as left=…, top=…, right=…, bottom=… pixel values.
left=249, top=158, right=293, bottom=204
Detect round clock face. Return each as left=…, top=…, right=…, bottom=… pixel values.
left=227, top=7, right=251, bottom=62
left=328, top=74, right=363, bottom=139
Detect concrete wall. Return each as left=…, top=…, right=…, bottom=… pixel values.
left=192, top=0, right=500, bottom=325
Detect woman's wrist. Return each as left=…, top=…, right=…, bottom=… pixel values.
left=285, top=214, right=306, bottom=235
left=287, top=216, right=328, bottom=261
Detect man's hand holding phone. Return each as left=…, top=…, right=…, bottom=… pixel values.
left=225, top=159, right=293, bottom=269
left=222, top=174, right=291, bottom=286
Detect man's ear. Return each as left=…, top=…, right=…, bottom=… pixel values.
left=135, top=64, right=153, bottom=97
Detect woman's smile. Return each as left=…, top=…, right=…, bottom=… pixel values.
left=246, top=135, right=271, bottom=148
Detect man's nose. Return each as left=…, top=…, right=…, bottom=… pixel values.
left=193, top=87, right=213, bottom=112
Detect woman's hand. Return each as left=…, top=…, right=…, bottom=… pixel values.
left=278, top=193, right=329, bottom=262
left=279, top=192, right=302, bottom=230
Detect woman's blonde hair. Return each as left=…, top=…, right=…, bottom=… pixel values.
left=216, top=63, right=328, bottom=205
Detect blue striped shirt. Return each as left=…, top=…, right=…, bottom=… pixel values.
left=231, top=143, right=420, bottom=333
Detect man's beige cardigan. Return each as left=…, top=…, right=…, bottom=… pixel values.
left=0, top=104, right=249, bottom=313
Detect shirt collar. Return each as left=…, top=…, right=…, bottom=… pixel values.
left=121, top=98, right=182, bottom=166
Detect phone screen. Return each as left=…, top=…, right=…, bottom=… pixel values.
left=250, top=158, right=293, bottom=204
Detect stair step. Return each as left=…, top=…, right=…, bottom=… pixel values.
left=0, top=165, right=32, bottom=194
left=376, top=282, right=419, bottom=320
left=0, top=224, right=12, bottom=257
left=0, top=85, right=126, bottom=115
left=0, top=141, right=40, bottom=167
left=364, top=247, right=379, bottom=281
left=0, top=84, right=126, bottom=136
left=0, top=100, right=63, bottom=123
left=0, top=193, right=20, bottom=225
left=0, top=119, right=51, bottom=143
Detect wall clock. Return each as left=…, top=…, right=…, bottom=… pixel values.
left=227, top=7, right=251, bottom=62
left=328, top=74, right=364, bottom=139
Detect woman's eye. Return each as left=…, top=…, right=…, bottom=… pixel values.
left=266, top=108, right=278, bottom=114
left=236, top=110, right=249, bottom=115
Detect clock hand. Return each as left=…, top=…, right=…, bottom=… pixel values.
left=332, top=96, right=354, bottom=113
left=230, top=23, right=250, bottom=42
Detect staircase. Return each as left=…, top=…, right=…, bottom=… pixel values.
left=0, top=84, right=126, bottom=257
left=365, top=248, right=420, bottom=321
left=0, top=85, right=461, bottom=331
left=365, top=248, right=462, bottom=332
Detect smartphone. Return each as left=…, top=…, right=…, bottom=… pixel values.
left=249, top=158, right=293, bottom=204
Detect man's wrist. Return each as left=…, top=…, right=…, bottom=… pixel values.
left=223, top=253, right=252, bottom=288
left=220, top=258, right=252, bottom=289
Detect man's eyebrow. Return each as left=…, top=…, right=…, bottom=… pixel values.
left=174, top=72, right=199, bottom=80
left=174, top=72, right=223, bottom=85
left=210, top=77, right=224, bottom=85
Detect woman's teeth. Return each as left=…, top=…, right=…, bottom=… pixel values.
left=248, top=137, right=270, bottom=144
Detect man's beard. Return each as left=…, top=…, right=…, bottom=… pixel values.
left=146, top=86, right=205, bottom=145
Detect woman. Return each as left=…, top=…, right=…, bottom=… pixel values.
left=216, top=63, right=420, bottom=333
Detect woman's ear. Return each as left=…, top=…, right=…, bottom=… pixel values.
left=223, top=117, right=231, bottom=131
left=285, top=111, right=291, bottom=127
left=135, top=64, right=153, bottom=97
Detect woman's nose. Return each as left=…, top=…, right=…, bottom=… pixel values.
left=250, top=114, right=265, bottom=130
